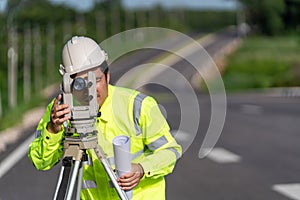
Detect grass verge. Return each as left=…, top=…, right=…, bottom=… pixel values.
left=222, top=35, right=300, bottom=91
left=0, top=94, right=47, bottom=131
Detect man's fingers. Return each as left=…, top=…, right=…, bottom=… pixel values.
left=50, top=96, right=70, bottom=130
left=119, top=177, right=139, bottom=190
left=52, top=115, right=69, bottom=125
left=54, top=94, right=62, bottom=105
left=51, top=102, right=69, bottom=119
left=53, top=104, right=69, bottom=113
left=47, top=94, right=69, bottom=133
left=118, top=173, right=141, bottom=190
left=54, top=108, right=70, bottom=118
left=122, top=183, right=138, bottom=191
left=117, top=163, right=144, bottom=190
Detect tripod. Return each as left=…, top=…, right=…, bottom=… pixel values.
left=53, top=134, right=129, bottom=200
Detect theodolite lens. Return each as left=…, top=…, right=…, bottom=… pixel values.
left=73, top=77, right=86, bottom=91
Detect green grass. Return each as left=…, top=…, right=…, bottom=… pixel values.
left=0, top=94, right=47, bottom=131
left=222, top=35, right=300, bottom=91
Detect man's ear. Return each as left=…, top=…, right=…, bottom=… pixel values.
left=106, top=71, right=110, bottom=84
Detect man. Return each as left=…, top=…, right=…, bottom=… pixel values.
left=28, top=36, right=182, bottom=200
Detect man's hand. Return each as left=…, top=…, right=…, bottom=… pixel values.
left=47, top=94, right=70, bottom=133
left=118, top=163, right=144, bottom=190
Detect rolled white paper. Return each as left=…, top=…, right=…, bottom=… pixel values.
left=112, top=135, right=132, bottom=199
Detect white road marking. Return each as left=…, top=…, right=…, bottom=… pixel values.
left=0, top=134, right=35, bottom=179
left=272, top=183, right=300, bottom=200
left=205, top=147, right=241, bottom=163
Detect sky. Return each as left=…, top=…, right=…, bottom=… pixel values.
left=0, top=0, right=237, bottom=13
left=122, top=0, right=237, bottom=10
left=0, top=0, right=6, bottom=12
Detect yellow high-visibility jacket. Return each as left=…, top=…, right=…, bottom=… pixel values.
left=28, top=84, right=182, bottom=200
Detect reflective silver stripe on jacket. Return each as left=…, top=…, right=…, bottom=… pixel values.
left=147, top=135, right=168, bottom=151
left=167, top=147, right=181, bottom=160
left=107, top=148, right=145, bottom=166
left=133, top=93, right=147, bottom=136
left=82, top=180, right=97, bottom=189
left=132, top=148, right=144, bottom=160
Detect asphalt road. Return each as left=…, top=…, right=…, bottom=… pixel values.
left=1, top=28, right=299, bottom=200
left=166, top=93, right=300, bottom=200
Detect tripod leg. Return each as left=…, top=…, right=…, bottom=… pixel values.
left=76, top=152, right=88, bottom=200
left=76, top=162, right=84, bottom=200
left=65, top=160, right=81, bottom=200
left=53, top=165, right=66, bottom=200
left=94, top=146, right=129, bottom=200
left=54, top=157, right=73, bottom=200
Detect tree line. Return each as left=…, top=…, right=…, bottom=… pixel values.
left=239, top=0, right=300, bottom=35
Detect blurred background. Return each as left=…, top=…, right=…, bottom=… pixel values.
left=0, top=0, right=300, bottom=199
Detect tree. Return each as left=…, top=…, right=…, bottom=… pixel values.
left=14, top=0, right=76, bottom=27
left=239, top=0, right=286, bottom=35
left=284, top=0, right=300, bottom=31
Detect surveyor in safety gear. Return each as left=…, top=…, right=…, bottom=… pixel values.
left=28, top=36, right=182, bottom=200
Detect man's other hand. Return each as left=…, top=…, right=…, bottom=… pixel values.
left=117, top=163, right=144, bottom=190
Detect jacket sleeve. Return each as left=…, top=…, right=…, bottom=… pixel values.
left=28, top=99, right=64, bottom=170
left=138, top=96, right=182, bottom=179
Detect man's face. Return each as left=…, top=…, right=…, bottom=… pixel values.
left=76, top=67, right=110, bottom=107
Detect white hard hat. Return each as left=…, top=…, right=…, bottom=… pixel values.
left=59, top=36, right=108, bottom=75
